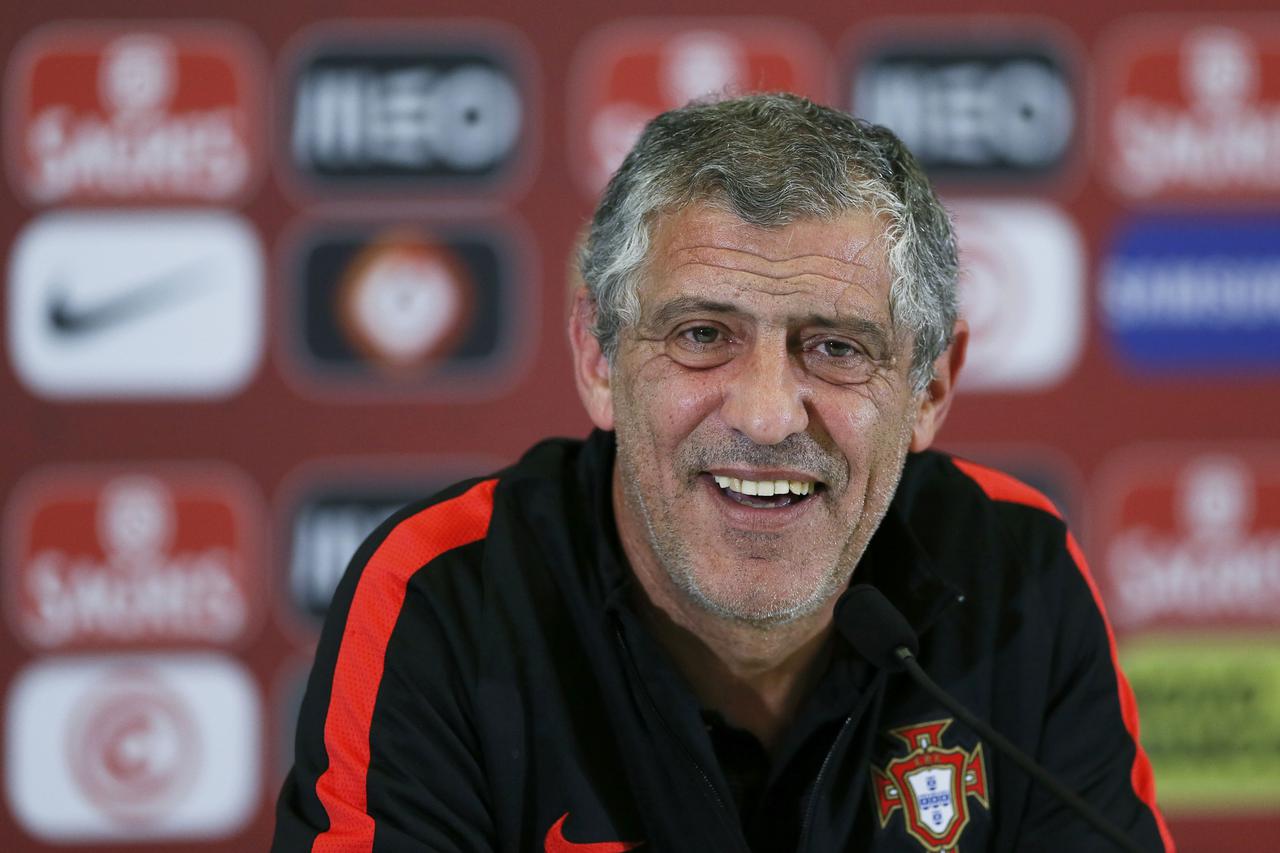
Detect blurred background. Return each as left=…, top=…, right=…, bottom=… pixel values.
left=2, top=1, right=1278, bottom=850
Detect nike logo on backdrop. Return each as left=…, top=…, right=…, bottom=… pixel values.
left=544, top=813, right=642, bottom=853
left=46, top=263, right=211, bottom=337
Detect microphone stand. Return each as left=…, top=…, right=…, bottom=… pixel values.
left=894, top=646, right=1147, bottom=853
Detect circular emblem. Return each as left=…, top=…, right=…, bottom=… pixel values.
left=956, top=212, right=1030, bottom=371
left=1179, top=454, right=1254, bottom=540
left=336, top=232, right=473, bottom=371
left=98, top=476, right=175, bottom=565
left=1183, top=27, right=1256, bottom=112
left=99, top=35, right=177, bottom=119
left=66, top=668, right=200, bottom=825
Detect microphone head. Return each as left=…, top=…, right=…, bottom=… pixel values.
left=835, top=585, right=919, bottom=671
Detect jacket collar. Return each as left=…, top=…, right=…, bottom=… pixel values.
left=838, top=498, right=965, bottom=647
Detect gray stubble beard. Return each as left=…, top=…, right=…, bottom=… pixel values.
left=613, top=428, right=866, bottom=629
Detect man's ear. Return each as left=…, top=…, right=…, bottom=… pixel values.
left=569, top=288, right=614, bottom=430
left=910, top=319, right=968, bottom=452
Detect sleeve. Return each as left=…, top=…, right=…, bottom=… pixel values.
left=1013, top=531, right=1175, bottom=853
left=272, top=480, right=499, bottom=853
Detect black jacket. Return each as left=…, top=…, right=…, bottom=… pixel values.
left=274, top=431, right=1174, bottom=852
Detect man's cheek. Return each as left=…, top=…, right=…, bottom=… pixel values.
left=630, top=379, right=718, bottom=431
left=834, top=385, right=910, bottom=437
left=669, top=387, right=717, bottom=428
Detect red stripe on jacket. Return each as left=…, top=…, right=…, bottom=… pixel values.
left=311, top=478, right=498, bottom=853
left=951, top=458, right=1175, bottom=853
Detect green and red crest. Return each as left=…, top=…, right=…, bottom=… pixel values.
left=872, top=719, right=989, bottom=853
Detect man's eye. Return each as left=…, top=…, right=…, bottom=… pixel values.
left=805, top=338, right=875, bottom=385
left=684, top=326, right=721, bottom=345
left=819, top=340, right=857, bottom=358
left=666, top=324, right=735, bottom=368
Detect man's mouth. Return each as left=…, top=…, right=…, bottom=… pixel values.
left=710, top=474, right=819, bottom=509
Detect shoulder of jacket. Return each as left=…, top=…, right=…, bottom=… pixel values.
left=896, top=450, right=1078, bottom=599
left=345, top=476, right=500, bottom=595
left=902, top=449, right=1065, bottom=524
left=346, top=433, right=592, bottom=590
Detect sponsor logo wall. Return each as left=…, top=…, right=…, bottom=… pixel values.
left=1096, top=448, right=1280, bottom=815
left=2, top=6, right=1277, bottom=852
left=949, top=199, right=1085, bottom=391
left=848, top=24, right=1080, bottom=182
left=569, top=20, right=828, bottom=194
left=280, top=218, right=531, bottom=398
left=6, top=654, right=261, bottom=842
left=281, top=25, right=535, bottom=198
left=6, top=468, right=264, bottom=650
left=7, top=25, right=263, bottom=205
left=1100, top=215, right=1280, bottom=373
left=8, top=211, right=264, bottom=398
left=1100, top=22, right=1280, bottom=202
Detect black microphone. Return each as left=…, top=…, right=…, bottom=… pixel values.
left=836, top=585, right=1148, bottom=853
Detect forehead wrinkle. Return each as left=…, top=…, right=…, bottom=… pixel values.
left=664, top=259, right=875, bottom=297
left=664, top=213, right=883, bottom=262
left=668, top=244, right=878, bottom=285
left=644, top=262, right=891, bottom=329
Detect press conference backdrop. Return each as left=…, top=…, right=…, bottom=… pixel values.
left=1, top=0, right=1277, bottom=850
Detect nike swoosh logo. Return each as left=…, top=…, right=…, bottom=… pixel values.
left=544, top=812, right=642, bottom=853
left=46, top=262, right=211, bottom=337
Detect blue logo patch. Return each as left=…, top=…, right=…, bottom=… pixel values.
left=1100, top=216, right=1280, bottom=372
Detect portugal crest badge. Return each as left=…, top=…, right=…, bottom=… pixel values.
left=872, top=719, right=989, bottom=853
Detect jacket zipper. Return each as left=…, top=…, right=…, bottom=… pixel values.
left=797, top=708, right=858, bottom=852
left=612, top=623, right=750, bottom=853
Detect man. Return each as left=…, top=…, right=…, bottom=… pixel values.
left=274, top=94, right=1173, bottom=852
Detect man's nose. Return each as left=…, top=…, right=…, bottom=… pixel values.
left=719, top=342, right=809, bottom=446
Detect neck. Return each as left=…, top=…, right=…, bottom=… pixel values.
left=638, top=595, right=835, bottom=752
left=614, top=471, right=837, bottom=753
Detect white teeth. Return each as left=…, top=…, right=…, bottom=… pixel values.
left=711, top=475, right=816, bottom=498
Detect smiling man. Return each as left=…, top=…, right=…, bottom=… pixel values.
left=275, top=94, right=1173, bottom=853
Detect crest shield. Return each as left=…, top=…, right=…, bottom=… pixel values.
left=872, top=719, right=989, bottom=853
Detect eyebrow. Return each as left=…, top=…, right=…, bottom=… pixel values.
left=799, top=313, right=892, bottom=351
left=646, top=296, right=741, bottom=329
left=645, top=296, right=893, bottom=350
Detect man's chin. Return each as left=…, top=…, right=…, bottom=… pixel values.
left=677, top=566, right=841, bottom=628
left=694, top=594, right=827, bottom=629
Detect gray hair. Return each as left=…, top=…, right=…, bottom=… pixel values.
left=578, top=92, right=958, bottom=392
